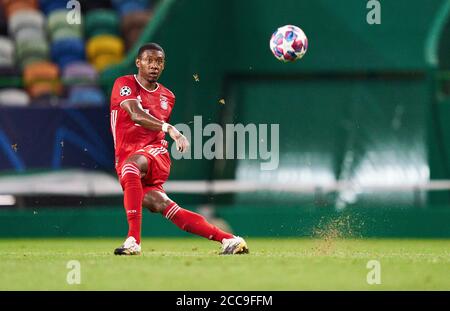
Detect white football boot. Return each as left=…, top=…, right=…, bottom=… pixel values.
left=114, top=236, right=141, bottom=255
left=221, top=236, right=249, bottom=255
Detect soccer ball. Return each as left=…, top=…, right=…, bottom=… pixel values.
left=270, top=25, right=308, bottom=62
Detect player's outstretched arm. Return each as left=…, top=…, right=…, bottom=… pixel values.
left=121, top=99, right=164, bottom=130
left=121, top=99, right=190, bottom=152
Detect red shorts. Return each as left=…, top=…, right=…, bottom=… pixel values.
left=117, top=144, right=171, bottom=193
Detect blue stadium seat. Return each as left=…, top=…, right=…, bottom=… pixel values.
left=38, top=0, right=67, bottom=15
left=50, top=38, right=85, bottom=70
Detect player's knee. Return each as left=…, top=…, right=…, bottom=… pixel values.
left=124, top=155, right=148, bottom=177
left=143, top=191, right=172, bottom=214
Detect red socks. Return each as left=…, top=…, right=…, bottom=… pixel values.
left=121, top=162, right=232, bottom=244
left=163, top=202, right=234, bottom=242
left=120, top=163, right=143, bottom=244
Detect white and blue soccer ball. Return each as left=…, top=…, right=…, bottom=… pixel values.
left=270, top=25, right=308, bottom=62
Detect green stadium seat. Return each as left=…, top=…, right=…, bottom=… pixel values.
left=47, top=9, right=83, bottom=41
left=84, top=9, right=120, bottom=39
left=16, top=39, right=49, bottom=69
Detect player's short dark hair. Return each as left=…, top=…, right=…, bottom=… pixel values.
left=137, top=43, right=165, bottom=58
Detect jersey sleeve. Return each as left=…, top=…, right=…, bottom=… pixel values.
left=110, top=77, right=139, bottom=109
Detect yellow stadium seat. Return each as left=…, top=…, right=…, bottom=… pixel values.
left=86, top=35, right=124, bottom=62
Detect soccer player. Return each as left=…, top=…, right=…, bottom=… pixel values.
left=110, top=43, right=249, bottom=255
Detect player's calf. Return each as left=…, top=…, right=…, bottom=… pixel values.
left=143, top=190, right=172, bottom=213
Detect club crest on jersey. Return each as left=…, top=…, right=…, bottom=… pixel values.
left=160, top=95, right=168, bottom=110
left=120, top=86, right=132, bottom=96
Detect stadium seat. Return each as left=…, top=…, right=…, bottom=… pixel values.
left=1, top=0, right=38, bottom=19
left=0, top=88, right=30, bottom=106
left=62, top=61, right=98, bottom=86
left=8, top=9, right=45, bottom=37
left=86, top=35, right=124, bottom=71
left=86, top=35, right=124, bottom=61
left=50, top=38, right=85, bottom=70
left=23, top=61, right=61, bottom=98
left=0, top=36, right=14, bottom=67
left=38, top=0, right=67, bottom=16
left=84, top=9, right=120, bottom=39
left=47, top=9, right=83, bottom=41
left=67, top=85, right=105, bottom=106
left=23, top=61, right=58, bottom=85
left=121, top=11, right=152, bottom=49
left=15, top=27, right=46, bottom=44
left=16, top=39, right=49, bottom=69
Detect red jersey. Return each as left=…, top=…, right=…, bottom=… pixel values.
left=110, top=74, right=175, bottom=172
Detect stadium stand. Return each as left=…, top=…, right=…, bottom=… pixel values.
left=0, top=0, right=154, bottom=106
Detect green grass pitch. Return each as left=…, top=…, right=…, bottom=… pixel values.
left=0, top=238, right=449, bottom=290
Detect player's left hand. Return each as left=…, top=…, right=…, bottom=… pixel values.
left=168, top=125, right=190, bottom=152
left=175, top=134, right=190, bottom=153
